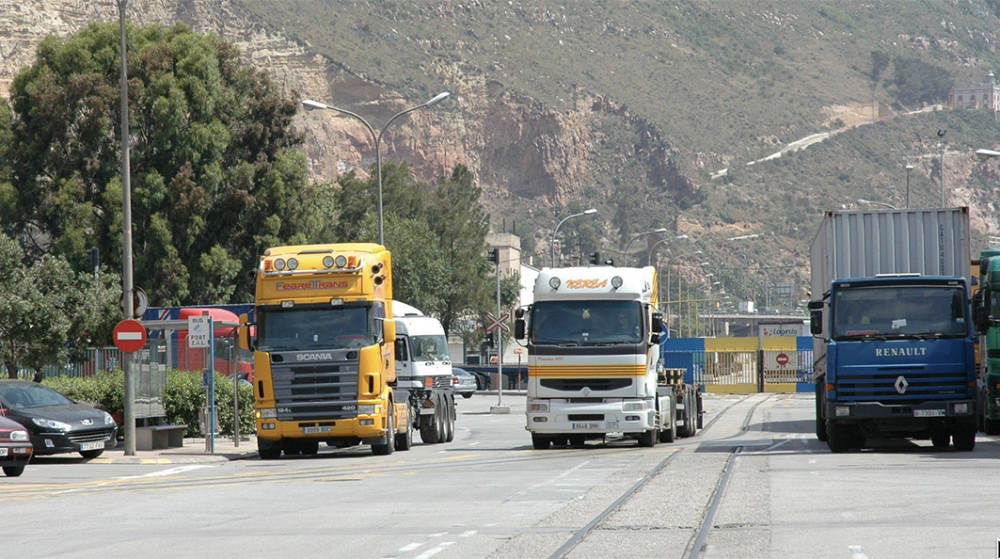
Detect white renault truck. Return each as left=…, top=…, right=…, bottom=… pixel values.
left=392, top=301, right=456, bottom=444
left=513, top=265, right=700, bottom=448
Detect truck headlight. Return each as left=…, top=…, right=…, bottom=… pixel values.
left=358, top=405, right=382, bottom=415
left=257, top=408, right=277, bottom=419
left=835, top=406, right=850, bottom=417
left=952, top=403, right=969, bottom=414
left=623, top=402, right=646, bottom=412
left=527, top=401, right=549, bottom=413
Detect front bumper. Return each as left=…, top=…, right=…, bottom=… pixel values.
left=526, top=399, right=656, bottom=435
left=29, top=426, right=117, bottom=456
left=0, top=442, right=32, bottom=467
left=257, top=412, right=387, bottom=443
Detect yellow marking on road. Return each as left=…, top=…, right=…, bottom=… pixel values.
left=440, top=453, right=481, bottom=461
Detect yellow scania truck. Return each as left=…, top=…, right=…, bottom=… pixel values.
left=241, top=243, right=410, bottom=458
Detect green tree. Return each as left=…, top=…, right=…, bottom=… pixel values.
left=0, top=234, right=112, bottom=378
left=3, top=22, right=315, bottom=306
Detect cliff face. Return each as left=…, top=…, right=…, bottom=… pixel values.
left=0, top=0, right=684, bottom=217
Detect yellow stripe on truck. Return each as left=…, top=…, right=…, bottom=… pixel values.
left=529, top=364, right=646, bottom=378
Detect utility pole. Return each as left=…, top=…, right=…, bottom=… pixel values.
left=118, top=0, right=136, bottom=456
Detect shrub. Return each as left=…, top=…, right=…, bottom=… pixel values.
left=43, top=369, right=255, bottom=438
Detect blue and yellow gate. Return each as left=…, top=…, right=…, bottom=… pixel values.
left=662, top=336, right=813, bottom=393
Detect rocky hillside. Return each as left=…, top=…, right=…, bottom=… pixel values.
left=6, top=1, right=1000, bottom=310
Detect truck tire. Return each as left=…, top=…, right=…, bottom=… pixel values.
left=396, top=403, right=415, bottom=451
left=637, top=428, right=657, bottom=447
left=826, top=421, right=852, bottom=453
left=372, top=405, right=396, bottom=455
left=444, top=394, right=455, bottom=443
left=679, top=391, right=697, bottom=438
left=660, top=399, right=677, bottom=442
left=531, top=433, right=551, bottom=449
left=985, top=416, right=1000, bottom=436
left=952, top=428, right=976, bottom=451
left=420, top=400, right=443, bottom=444
left=815, top=382, right=827, bottom=441
left=931, top=430, right=950, bottom=449
left=258, top=439, right=281, bottom=460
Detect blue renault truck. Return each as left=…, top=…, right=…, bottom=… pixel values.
left=809, top=207, right=977, bottom=451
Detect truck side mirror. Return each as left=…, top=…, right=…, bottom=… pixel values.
left=382, top=319, right=396, bottom=345
left=238, top=313, right=254, bottom=351
left=651, top=312, right=664, bottom=333
left=810, top=310, right=823, bottom=336
left=514, top=318, right=525, bottom=340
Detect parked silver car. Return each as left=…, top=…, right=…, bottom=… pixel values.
left=452, top=368, right=477, bottom=398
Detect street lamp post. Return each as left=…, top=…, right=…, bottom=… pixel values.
left=550, top=208, right=597, bottom=266
left=302, top=91, right=450, bottom=245
left=905, top=164, right=913, bottom=208
left=647, top=234, right=689, bottom=266
left=117, top=0, right=137, bottom=457
left=857, top=198, right=898, bottom=210
left=622, top=228, right=667, bottom=265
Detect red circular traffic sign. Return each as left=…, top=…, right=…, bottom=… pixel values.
left=775, top=352, right=790, bottom=366
left=113, top=319, right=147, bottom=353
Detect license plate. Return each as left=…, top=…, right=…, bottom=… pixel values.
left=302, top=426, right=331, bottom=434
left=79, top=440, right=105, bottom=451
left=914, top=409, right=946, bottom=417
left=0, top=448, right=7, bottom=457
left=571, top=423, right=600, bottom=430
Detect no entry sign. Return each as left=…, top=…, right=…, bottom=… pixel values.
left=113, top=319, right=147, bottom=353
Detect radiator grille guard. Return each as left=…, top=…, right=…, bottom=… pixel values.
left=270, top=350, right=360, bottom=421
left=835, top=370, right=969, bottom=403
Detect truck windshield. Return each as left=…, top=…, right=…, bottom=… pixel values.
left=531, top=300, right=643, bottom=344
left=256, top=304, right=377, bottom=351
left=409, top=335, right=450, bottom=362
left=832, top=285, right=968, bottom=339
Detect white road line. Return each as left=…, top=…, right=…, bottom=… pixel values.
left=398, top=543, right=422, bottom=553
left=413, top=542, right=454, bottom=559
left=118, top=465, right=213, bottom=479
left=459, top=530, right=476, bottom=538
left=848, top=545, right=869, bottom=559
left=528, top=460, right=589, bottom=490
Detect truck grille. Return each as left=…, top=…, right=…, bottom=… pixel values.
left=271, top=351, right=360, bottom=421
left=540, top=378, right=632, bottom=391
left=836, top=370, right=970, bottom=403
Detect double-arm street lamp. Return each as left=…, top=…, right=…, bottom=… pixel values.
left=303, top=91, right=451, bottom=245
left=622, top=228, right=668, bottom=265
left=550, top=208, right=598, bottom=266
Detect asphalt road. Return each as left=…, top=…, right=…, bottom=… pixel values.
left=4, top=393, right=1000, bottom=558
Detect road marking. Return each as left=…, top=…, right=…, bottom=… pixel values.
left=398, top=543, right=422, bottom=552
left=413, top=542, right=454, bottom=559
left=459, top=530, right=476, bottom=538
left=118, top=465, right=213, bottom=479
left=848, top=545, right=869, bottom=559
left=528, top=460, right=589, bottom=490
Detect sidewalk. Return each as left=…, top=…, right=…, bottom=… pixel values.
left=91, top=435, right=260, bottom=465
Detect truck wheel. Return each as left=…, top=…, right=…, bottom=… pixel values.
left=395, top=404, right=414, bottom=451
left=931, top=431, right=950, bottom=449
left=826, top=421, right=852, bottom=453
left=952, top=429, right=976, bottom=451
left=679, top=392, right=697, bottom=438
left=660, top=399, right=677, bottom=442
left=420, top=400, right=443, bottom=444
left=372, top=405, right=396, bottom=455
left=985, top=416, right=1000, bottom=436
left=637, top=428, right=657, bottom=447
left=568, top=435, right=586, bottom=447
left=444, top=395, right=455, bottom=443
left=301, top=440, right=319, bottom=455
left=258, top=439, right=281, bottom=460
left=531, top=433, right=551, bottom=450
left=815, top=384, right=828, bottom=442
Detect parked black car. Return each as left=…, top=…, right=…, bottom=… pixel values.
left=0, top=380, right=118, bottom=459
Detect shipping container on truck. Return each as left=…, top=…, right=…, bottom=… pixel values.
left=809, top=207, right=977, bottom=451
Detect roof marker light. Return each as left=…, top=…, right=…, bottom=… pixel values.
left=323, top=256, right=335, bottom=268
left=287, top=258, right=299, bottom=270
left=274, top=258, right=286, bottom=271
left=549, top=277, right=561, bottom=290
left=611, top=276, right=624, bottom=289
left=335, top=255, right=348, bottom=268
